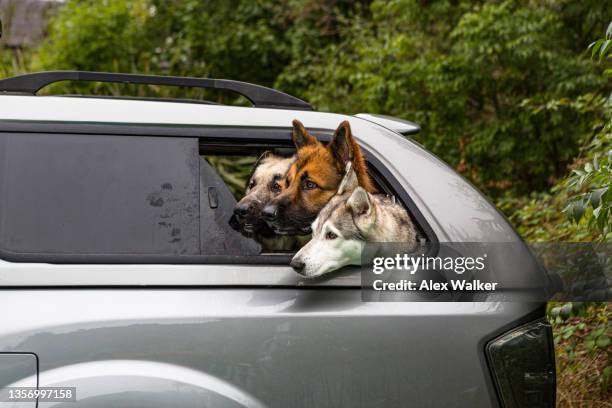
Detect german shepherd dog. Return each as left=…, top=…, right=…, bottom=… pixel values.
left=230, top=151, right=305, bottom=251
left=262, top=119, right=375, bottom=235
left=290, top=163, right=417, bottom=277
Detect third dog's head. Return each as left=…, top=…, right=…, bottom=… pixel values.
left=262, top=119, right=374, bottom=235
left=289, top=163, right=364, bottom=277
left=231, top=151, right=294, bottom=238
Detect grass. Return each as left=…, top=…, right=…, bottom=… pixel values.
left=550, top=303, right=611, bottom=407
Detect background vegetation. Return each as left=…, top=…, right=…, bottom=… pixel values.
left=1, top=0, right=610, bottom=406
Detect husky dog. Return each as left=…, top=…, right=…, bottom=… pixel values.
left=262, top=119, right=375, bottom=235
left=230, top=151, right=305, bottom=251
left=290, top=163, right=417, bottom=277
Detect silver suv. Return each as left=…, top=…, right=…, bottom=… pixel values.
left=0, top=71, right=555, bottom=407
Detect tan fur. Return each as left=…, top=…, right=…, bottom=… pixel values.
left=262, top=119, right=375, bottom=234
left=232, top=152, right=306, bottom=251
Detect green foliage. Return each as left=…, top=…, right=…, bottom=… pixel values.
left=277, top=0, right=611, bottom=198
left=37, top=0, right=150, bottom=73
left=0, top=48, right=28, bottom=78
left=563, top=24, right=612, bottom=241
left=34, top=0, right=367, bottom=102
left=497, top=191, right=595, bottom=242
left=505, top=22, right=612, bottom=406
left=588, top=22, right=612, bottom=63
left=499, top=22, right=611, bottom=243
left=564, top=128, right=612, bottom=239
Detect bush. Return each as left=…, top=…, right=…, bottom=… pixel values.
left=277, top=0, right=612, bottom=198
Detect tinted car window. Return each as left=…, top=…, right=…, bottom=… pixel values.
left=0, top=133, right=201, bottom=255
left=0, top=131, right=425, bottom=263
left=199, top=157, right=260, bottom=256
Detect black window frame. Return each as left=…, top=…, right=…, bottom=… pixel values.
left=0, top=120, right=438, bottom=264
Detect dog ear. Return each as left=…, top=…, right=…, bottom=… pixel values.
left=253, top=150, right=272, bottom=168
left=337, top=162, right=359, bottom=195
left=347, top=187, right=371, bottom=216
left=245, top=150, right=272, bottom=190
left=329, top=120, right=358, bottom=166
left=292, top=119, right=318, bottom=149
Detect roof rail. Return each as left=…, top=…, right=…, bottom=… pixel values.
left=0, top=71, right=313, bottom=111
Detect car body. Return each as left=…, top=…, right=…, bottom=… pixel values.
left=0, top=72, right=555, bottom=407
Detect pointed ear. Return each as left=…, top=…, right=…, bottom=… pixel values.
left=253, top=150, right=272, bottom=168
left=337, top=162, right=359, bottom=195
left=329, top=120, right=357, bottom=166
left=246, top=150, right=272, bottom=189
left=292, top=119, right=318, bottom=149
left=347, top=187, right=371, bottom=216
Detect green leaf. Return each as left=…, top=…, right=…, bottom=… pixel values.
left=560, top=303, right=573, bottom=318
left=585, top=339, right=596, bottom=350
left=599, top=40, right=612, bottom=62
left=607, top=21, right=612, bottom=40
left=590, top=39, right=603, bottom=59
left=596, top=207, right=608, bottom=230
left=593, top=205, right=602, bottom=219
left=590, top=187, right=608, bottom=208
left=550, top=307, right=560, bottom=318
left=568, top=200, right=586, bottom=223
left=596, top=335, right=610, bottom=348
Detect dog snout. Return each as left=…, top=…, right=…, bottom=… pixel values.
left=233, top=202, right=250, bottom=218
left=262, top=204, right=279, bottom=222
left=290, top=258, right=306, bottom=274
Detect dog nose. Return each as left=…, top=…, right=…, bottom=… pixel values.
left=290, top=258, right=305, bottom=274
left=234, top=203, right=250, bottom=218
left=262, top=205, right=278, bottom=222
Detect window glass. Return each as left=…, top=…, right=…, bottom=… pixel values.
left=0, top=132, right=426, bottom=263
left=199, top=157, right=260, bottom=256
left=0, top=133, right=201, bottom=255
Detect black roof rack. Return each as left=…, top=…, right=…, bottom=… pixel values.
left=0, top=71, right=313, bottom=111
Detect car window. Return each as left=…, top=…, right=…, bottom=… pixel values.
left=0, top=133, right=203, bottom=256
left=199, top=156, right=260, bottom=256
left=0, top=130, right=431, bottom=264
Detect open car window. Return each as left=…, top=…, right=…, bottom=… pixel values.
left=0, top=129, right=433, bottom=264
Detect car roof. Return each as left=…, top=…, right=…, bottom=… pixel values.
left=0, top=94, right=350, bottom=129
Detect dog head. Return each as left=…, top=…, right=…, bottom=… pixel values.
left=262, top=119, right=374, bottom=235
left=290, top=163, right=371, bottom=277
left=231, top=151, right=294, bottom=238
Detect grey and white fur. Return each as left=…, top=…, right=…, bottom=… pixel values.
left=290, top=162, right=417, bottom=277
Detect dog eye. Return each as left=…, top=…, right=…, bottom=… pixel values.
left=304, top=180, right=318, bottom=190
left=271, top=182, right=281, bottom=193
left=248, top=180, right=256, bottom=189
left=325, top=231, right=337, bottom=240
